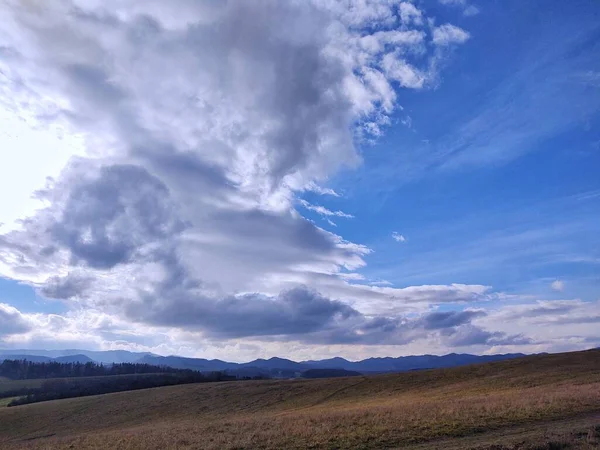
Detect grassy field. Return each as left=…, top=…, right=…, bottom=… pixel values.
left=0, top=349, right=599, bottom=449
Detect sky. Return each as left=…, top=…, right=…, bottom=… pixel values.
left=0, top=0, right=599, bottom=362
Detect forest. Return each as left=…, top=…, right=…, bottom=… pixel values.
left=0, top=359, right=200, bottom=380
left=0, top=359, right=238, bottom=407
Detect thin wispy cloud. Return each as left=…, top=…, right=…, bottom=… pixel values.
left=392, top=232, right=407, bottom=242
left=305, top=182, right=341, bottom=197
left=299, top=200, right=354, bottom=219
left=439, top=0, right=480, bottom=16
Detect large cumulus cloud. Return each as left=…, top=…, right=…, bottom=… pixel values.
left=0, top=0, right=513, bottom=352
left=0, top=303, right=32, bottom=337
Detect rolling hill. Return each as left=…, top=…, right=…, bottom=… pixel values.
left=0, top=349, right=598, bottom=449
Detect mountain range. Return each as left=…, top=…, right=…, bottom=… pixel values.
left=0, top=349, right=528, bottom=377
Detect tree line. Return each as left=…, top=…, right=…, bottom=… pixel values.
left=7, top=372, right=236, bottom=407
left=0, top=359, right=195, bottom=380
left=1, top=359, right=241, bottom=407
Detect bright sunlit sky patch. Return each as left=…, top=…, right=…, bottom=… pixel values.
left=0, top=0, right=598, bottom=361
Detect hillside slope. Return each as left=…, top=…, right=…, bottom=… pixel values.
left=0, top=349, right=599, bottom=449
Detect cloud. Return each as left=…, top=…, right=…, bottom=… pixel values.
left=463, top=5, right=480, bottom=17
left=305, top=182, right=340, bottom=197
left=121, top=283, right=485, bottom=346
left=464, top=299, right=600, bottom=355
left=49, top=163, right=184, bottom=270
left=438, top=0, right=480, bottom=17
left=0, top=303, right=31, bottom=336
left=320, top=283, right=492, bottom=317
left=577, top=71, right=600, bottom=87
left=39, top=273, right=94, bottom=300
left=493, top=300, right=600, bottom=326
left=381, top=53, right=427, bottom=89
left=551, top=280, right=565, bottom=292
left=432, top=24, right=471, bottom=47
left=392, top=232, right=407, bottom=242
left=444, top=325, right=531, bottom=347
left=430, top=19, right=600, bottom=173
left=421, top=310, right=485, bottom=329
left=0, top=296, right=535, bottom=357
left=398, top=2, right=423, bottom=26
left=126, top=285, right=363, bottom=341
left=299, top=199, right=354, bottom=219
left=0, top=0, right=477, bottom=352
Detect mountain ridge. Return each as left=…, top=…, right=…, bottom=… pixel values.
left=0, top=349, right=528, bottom=376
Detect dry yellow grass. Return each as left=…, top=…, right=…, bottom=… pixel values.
left=0, top=349, right=599, bottom=449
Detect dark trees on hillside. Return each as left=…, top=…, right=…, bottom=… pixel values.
left=0, top=359, right=199, bottom=380
left=0, top=359, right=237, bottom=407
left=7, top=371, right=235, bottom=407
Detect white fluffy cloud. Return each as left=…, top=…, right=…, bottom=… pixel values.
left=0, top=0, right=496, bottom=357
left=0, top=303, right=32, bottom=337
left=551, top=280, right=565, bottom=292
left=432, top=24, right=471, bottom=46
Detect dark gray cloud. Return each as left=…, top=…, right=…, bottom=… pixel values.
left=444, top=325, right=532, bottom=347
left=50, top=164, right=184, bottom=269
left=120, top=260, right=496, bottom=345
left=414, top=309, right=533, bottom=348
left=39, top=273, right=94, bottom=300
left=137, top=286, right=358, bottom=338
left=421, top=310, right=485, bottom=329
left=111, top=254, right=406, bottom=344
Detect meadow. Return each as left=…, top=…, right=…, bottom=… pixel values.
left=0, top=349, right=599, bottom=449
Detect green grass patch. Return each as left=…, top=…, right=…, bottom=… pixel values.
left=0, top=397, right=18, bottom=407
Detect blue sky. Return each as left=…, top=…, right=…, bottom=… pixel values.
left=303, top=0, right=600, bottom=296
left=0, top=0, right=598, bottom=361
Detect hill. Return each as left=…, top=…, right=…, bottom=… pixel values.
left=0, top=349, right=153, bottom=364
left=0, top=349, right=527, bottom=376
left=0, top=349, right=599, bottom=449
left=302, top=368, right=362, bottom=378
left=0, top=355, right=54, bottom=363
left=53, top=354, right=95, bottom=364
left=135, top=354, right=239, bottom=371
